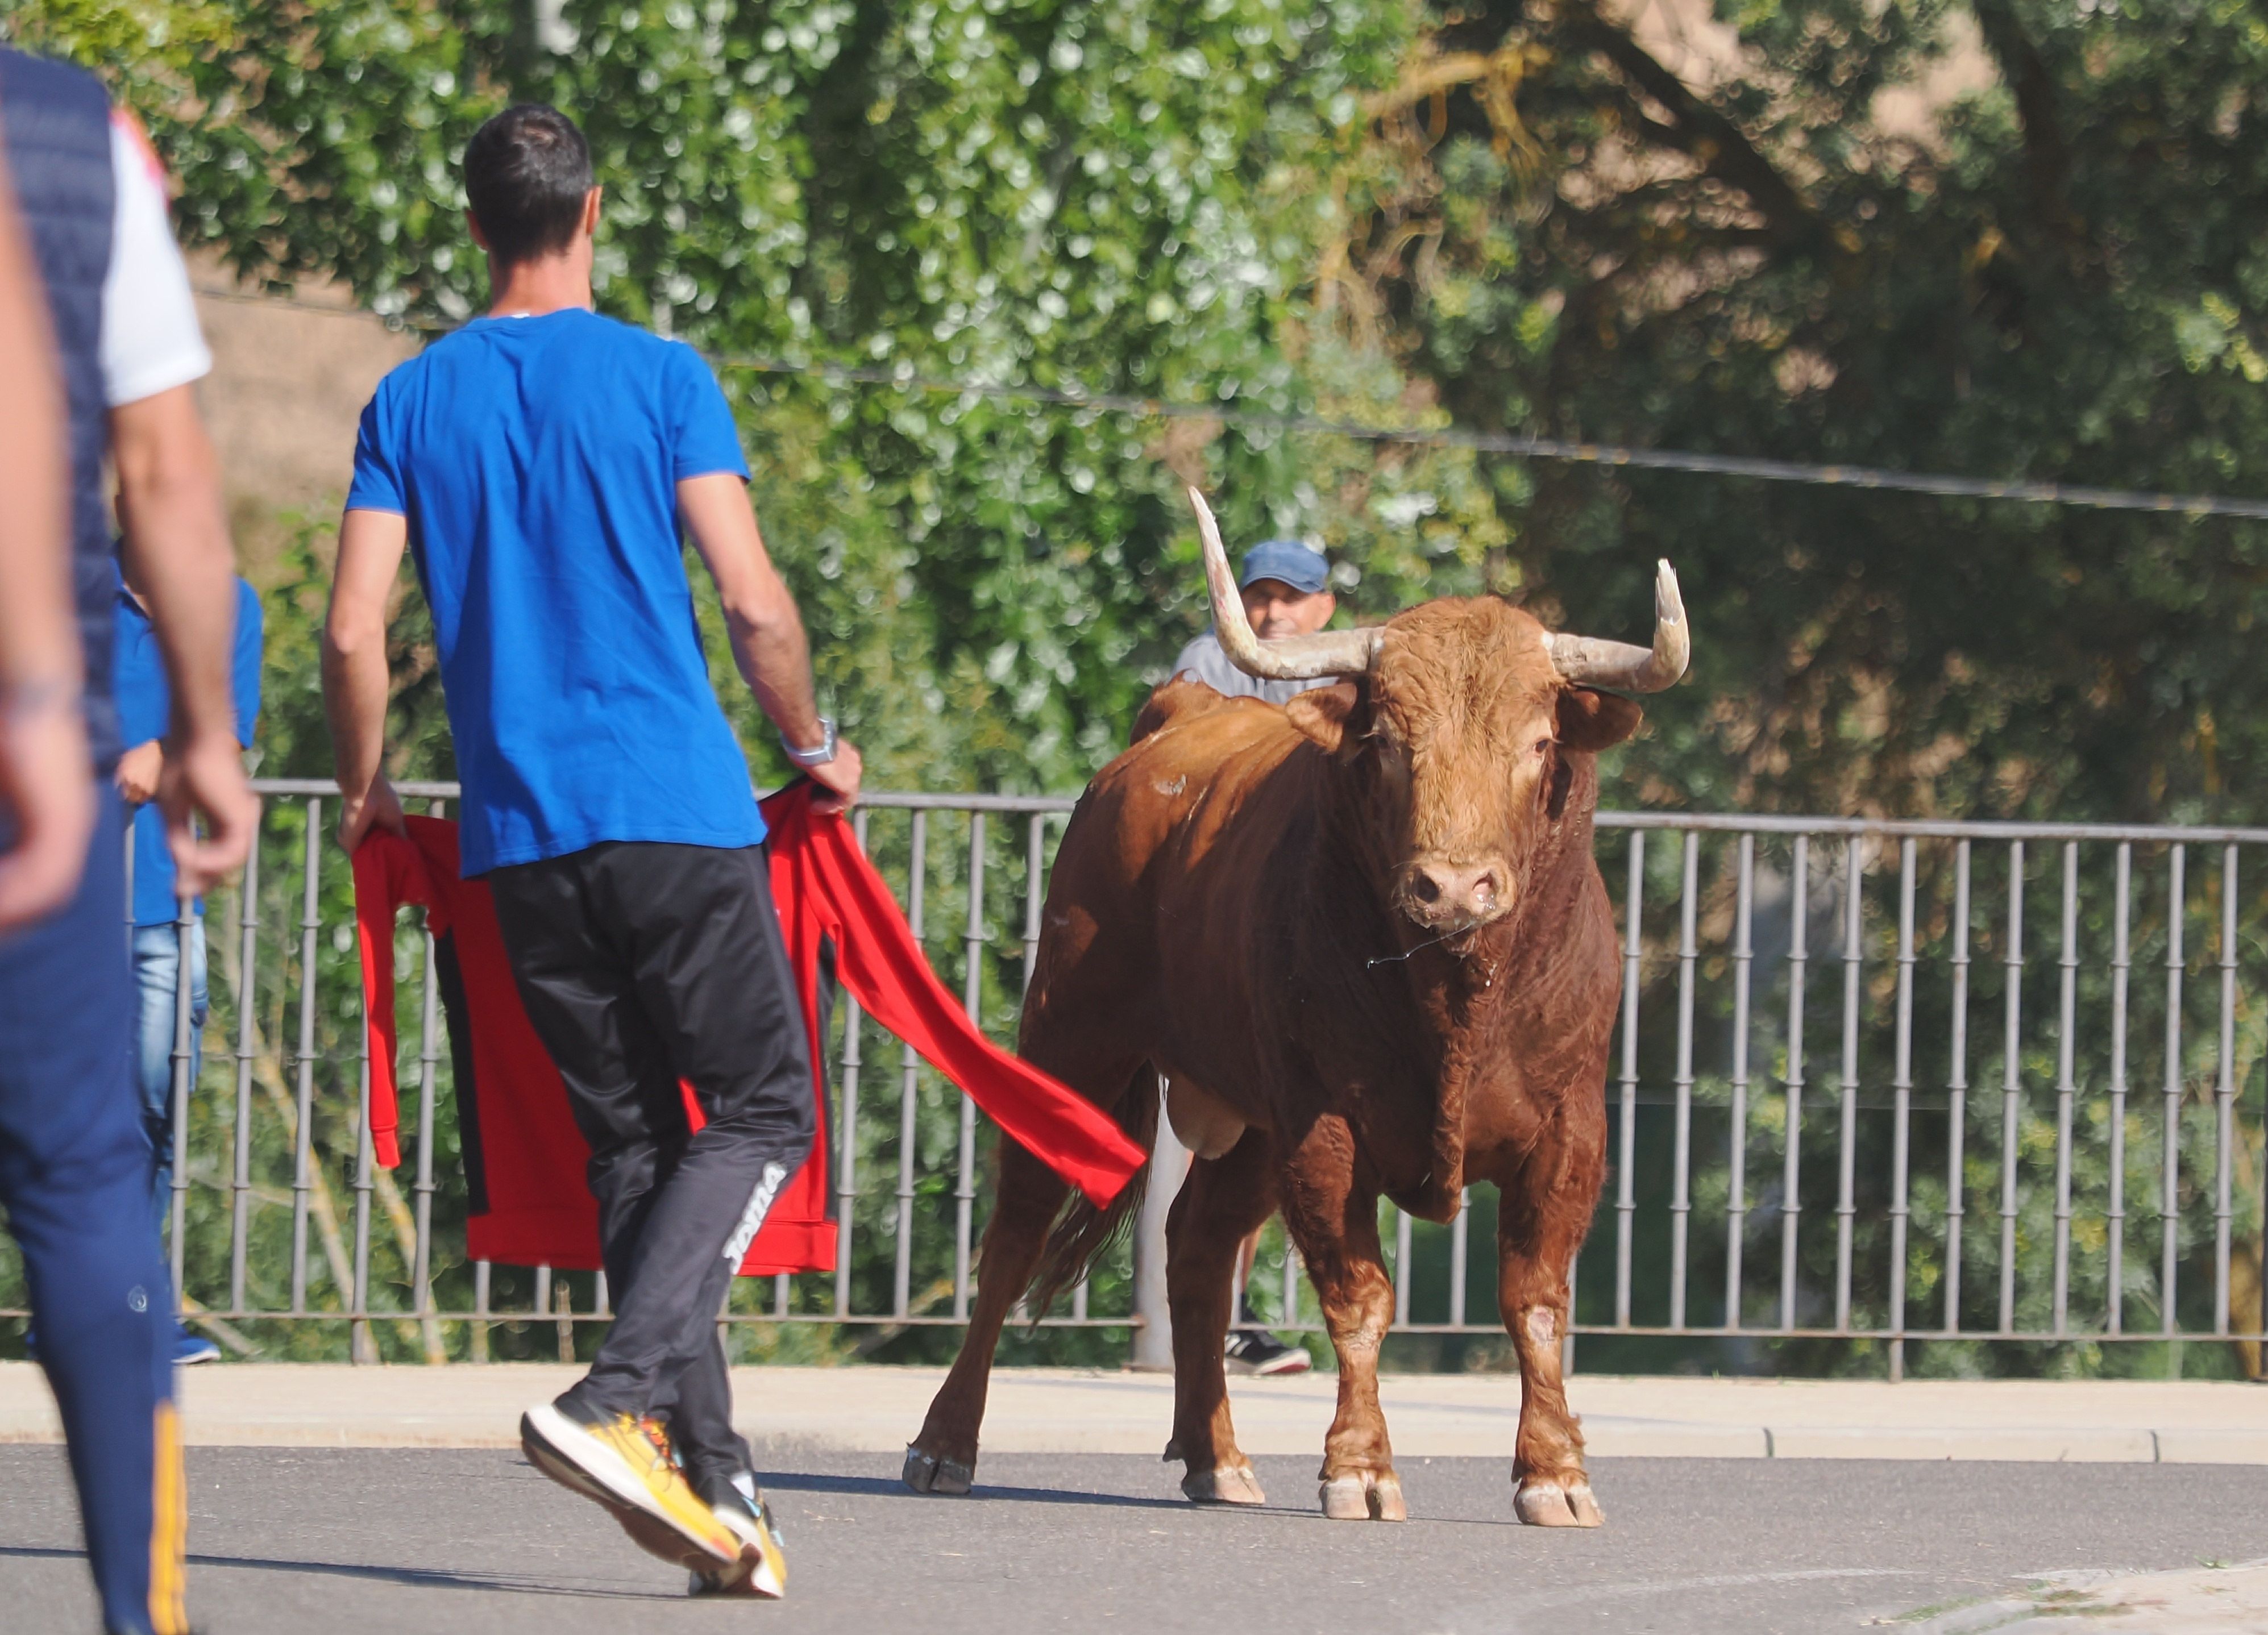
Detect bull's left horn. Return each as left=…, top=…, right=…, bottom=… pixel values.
left=1547, top=560, right=1690, bottom=693
left=1189, top=486, right=1380, bottom=680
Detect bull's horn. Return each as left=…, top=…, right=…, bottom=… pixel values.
left=1547, top=560, right=1690, bottom=693
left=1189, top=486, right=1380, bottom=680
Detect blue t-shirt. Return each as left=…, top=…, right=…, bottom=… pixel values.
left=114, top=573, right=264, bottom=926
left=346, top=309, right=764, bottom=875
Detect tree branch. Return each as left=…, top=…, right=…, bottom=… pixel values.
left=1555, top=0, right=1825, bottom=254
left=1967, top=0, right=2078, bottom=247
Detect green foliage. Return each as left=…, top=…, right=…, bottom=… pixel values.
left=1348, top=0, right=2268, bottom=825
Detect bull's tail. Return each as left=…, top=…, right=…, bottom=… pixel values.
left=1023, top=1064, right=1159, bottom=1318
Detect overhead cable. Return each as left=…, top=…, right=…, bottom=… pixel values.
left=196, top=282, right=2268, bottom=522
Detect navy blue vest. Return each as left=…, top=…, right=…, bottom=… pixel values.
left=0, top=48, right=118, bottom=767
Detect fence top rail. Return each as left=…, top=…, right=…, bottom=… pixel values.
left=245, top=780, right=2268, bottom=844
left=1593, top=811, right=2268, bottom=845
left=248, top=778, right=1082, bottom=814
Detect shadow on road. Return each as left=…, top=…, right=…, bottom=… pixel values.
left=0, top=1544, right=679, bottom=1602
left=762, top=1468, right=1189, bottom=1512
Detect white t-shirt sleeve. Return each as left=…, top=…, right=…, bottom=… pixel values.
left=99, top=114, right=211, bottom=408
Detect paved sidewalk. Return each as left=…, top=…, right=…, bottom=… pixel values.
left=3, top=1361, right=2265, bottom=1461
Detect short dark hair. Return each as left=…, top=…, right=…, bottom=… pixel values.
left=463, top=104, right=592, bottom=267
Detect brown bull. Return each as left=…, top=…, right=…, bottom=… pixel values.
left=904, top=488, right=1689, bottom=1525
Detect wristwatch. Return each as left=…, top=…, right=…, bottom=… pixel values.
left=782, top=715, right=837, bottom=768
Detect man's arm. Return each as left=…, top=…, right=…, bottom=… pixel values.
left=676, top=473, right=862, bottom=812
left=0, top=143, right=91, bottom=930
left=110, top=382, right=259, bottom=895
left=322, top=509, right=408, bottom=851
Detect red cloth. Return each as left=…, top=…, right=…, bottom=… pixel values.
left=353, top=791, right=1139, bottom=1275
left=757, top=784, right=1143, bottom=1208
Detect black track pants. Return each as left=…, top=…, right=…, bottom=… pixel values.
left=488, top=839, right=813, bottom=1482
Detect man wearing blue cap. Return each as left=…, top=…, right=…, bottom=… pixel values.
left=1170, top=537, right=1338, bottom=708
left=1168, top=537, right=1335, bottom=1376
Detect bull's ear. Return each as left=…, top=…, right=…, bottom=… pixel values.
left=1285, top=680, right=1366, bottom=754
left=1555, top=687, right=1644, bottom=752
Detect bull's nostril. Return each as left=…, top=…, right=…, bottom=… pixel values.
left=1471, top=875, right=1498, bottom=909
left=1409, top=872, right=1443, bottom=905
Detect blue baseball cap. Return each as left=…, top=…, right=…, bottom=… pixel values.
left=1239, top=539, right=1330, bottom=596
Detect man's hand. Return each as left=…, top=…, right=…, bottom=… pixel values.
left=156, top=727, right=257, bottom=898
left=807, top=738, right=863, bottom=815
left=114, top=739, right=163, bottom=805
left=0, top=689, right=94, bottom=931
left=336, top=774, right=406, bottom=854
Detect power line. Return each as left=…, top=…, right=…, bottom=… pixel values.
left=194, top=282, right=2268, bottom=522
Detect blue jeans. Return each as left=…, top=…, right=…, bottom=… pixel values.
left=132, top=919, right=206, bottom=1237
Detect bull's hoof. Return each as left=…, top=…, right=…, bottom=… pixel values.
left=1513, top=1477, right=1604, bottom=1528
left=1319, top=1471, right=1406, bottom=1522
left=1182, top=1463, right=1266, bottom=1506
left=903, top=1444, right=974, bottom=1496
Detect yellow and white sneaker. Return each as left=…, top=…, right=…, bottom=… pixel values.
left=521, top=1401, right=742, bottom=1573
left=688, top=1470, right=789, bottom=1600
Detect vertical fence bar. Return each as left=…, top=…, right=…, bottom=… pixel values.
left=1834, top=837, right=1862, bottom=1335
left=228, top=827, right=260, bottom=1314
left=1888, top=839, right=1916, bottom=1379
left=412, top=807, right=443, bottom=1334
left=1615, top=832, right=1642, bottom=1329
left=2214, top=845, right=2237, bottom=1334
left=1669, top=831, right=1698, bottom=1330
left=954, top=813, right=986, bottom=1321
left=1449, top=1187, right=1470, bottom=1328
left=835, top=809, right=871, bottom=1320
left=352, top=958, right=375, bottom=1362
left=1279, top=1239, right=1297, bottom=1331
left=1394, top=1207, right=1413, bottom=1326
left=1997, top=842, right=2025, bottom=1336
left=1945, top=841, right=1970, bottom=1335
left=472, top=1259, right=491, bottom=1363
left=2107, top=843, right=2131, bottom=1335
left=2052, top=843, right=2079, bottom=1337
left=895, top=812, right=927, bottom=1321
left=1021, top=812, right=1045, bottom=996
left=2162, top=845, right=2184, bottom=1337
left=1780, top=834, right=1809, bottom=1333
left=289, top=798, right=321, bottom=1314
left=1726, top=833, right=1754, bottom=1332
left=167, top=889, right=194, bottom=1303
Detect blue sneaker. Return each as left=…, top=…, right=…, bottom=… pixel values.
left=173, top=1330, right=221, bottom=1366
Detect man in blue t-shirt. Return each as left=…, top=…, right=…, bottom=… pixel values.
left=113, top=556, right=262, bottom=1367
left=324, top=104, right=856, bottom=1600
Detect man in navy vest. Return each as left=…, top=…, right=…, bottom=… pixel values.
left=0, top=47, right=257, bottom=1635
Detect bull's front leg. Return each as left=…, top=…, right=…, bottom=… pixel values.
left=1489, top=1100, right=1607, bottom=1528
left=1278, top=1120, right=1405, bottom=1522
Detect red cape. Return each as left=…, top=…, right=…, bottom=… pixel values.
left=354, top=785, right=1140, bottom=1273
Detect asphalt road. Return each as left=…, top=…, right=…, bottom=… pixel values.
left=3, top=1447, right=2262, bottom=1634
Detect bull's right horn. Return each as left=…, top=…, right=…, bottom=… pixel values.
left=1546, top=560, right=1690, bottom=693
left=1189, top=486, right=1380, bottom=680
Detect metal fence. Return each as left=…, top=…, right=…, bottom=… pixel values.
left=10, top=783, right=2265, bottom=1375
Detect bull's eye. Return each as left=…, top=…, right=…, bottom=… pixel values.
left=1534, top=737, right=1553, bottom=758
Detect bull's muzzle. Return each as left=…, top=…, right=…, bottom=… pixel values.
left=1394, top=858, right=1513, bottom=934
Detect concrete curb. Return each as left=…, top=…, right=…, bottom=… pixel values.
left=3, top=1363, right=2264, bottom=1462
